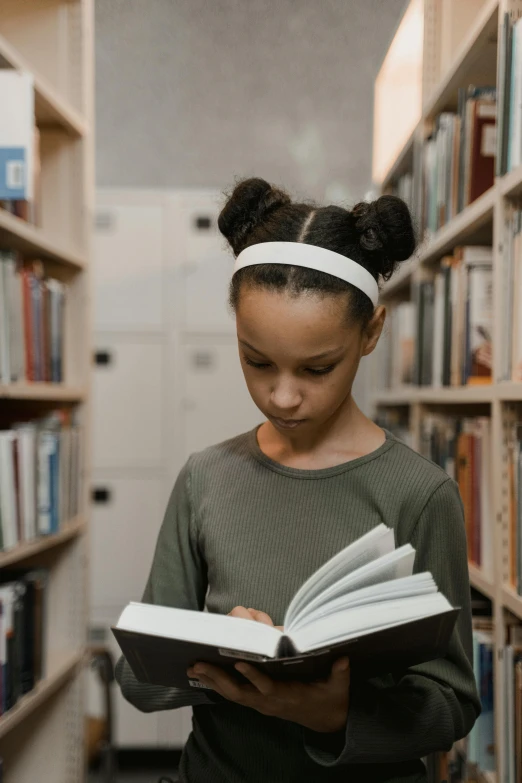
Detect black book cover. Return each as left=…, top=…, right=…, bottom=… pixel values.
left=442, top=264, right=452, bottom=386
left=112, top=608, right=459, bottom=691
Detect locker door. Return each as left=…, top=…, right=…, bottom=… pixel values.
left=93, top=202, right=165, bottom=332
left=181, top=340, right=263, bottom=457
left=92, top=338, right=165, bottom=470
left=90, top=474, right=165, bottom=612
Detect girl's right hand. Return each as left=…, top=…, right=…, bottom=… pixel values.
left=228, top=606, right=283, bottom=631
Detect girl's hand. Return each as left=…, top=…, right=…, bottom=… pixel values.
left=186, top=658, right=350, bottom=733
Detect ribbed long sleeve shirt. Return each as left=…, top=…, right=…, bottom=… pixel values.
left=116, top=427, right=480, bottom=782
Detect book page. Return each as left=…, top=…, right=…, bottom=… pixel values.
left=286, top=545, right=416, bottom=630
left=284, top=524, right=394, bottom=626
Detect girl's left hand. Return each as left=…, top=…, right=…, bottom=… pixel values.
left=186, top=658, right=350, bottom=733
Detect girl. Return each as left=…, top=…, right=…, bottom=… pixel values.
left=116, top=178, right=480, bottom=783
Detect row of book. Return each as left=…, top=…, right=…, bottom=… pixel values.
left=420, top=415, right=493, bottom=576
left=0, top=70, right=40, bottom=224
left=501, top=207, right=522, bottom=382
left=497, top=13, right=522, bottom=177
left=422, top=87, right=496, bottom=238
left=0, top=410, right=81, bottom=552
left=0, top=568, right=48, bottom=716
left=0, top=252, right=66, bottom=383
left=380, top=246, right=493, bottom=390
left=507, top=421, right=522, bottom=596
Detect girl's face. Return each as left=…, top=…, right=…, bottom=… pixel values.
left=236, top=285, right=385, bottom=434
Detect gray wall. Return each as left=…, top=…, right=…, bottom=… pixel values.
left=95, top=0, right=406, bottom=203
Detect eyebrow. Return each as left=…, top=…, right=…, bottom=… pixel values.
left=239, top=339, right=344, bottom=362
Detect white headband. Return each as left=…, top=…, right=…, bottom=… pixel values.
left=233, top=242, right=379, bottom=306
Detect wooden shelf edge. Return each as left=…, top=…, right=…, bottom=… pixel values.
left=0, top=210, right=86, bottom=269
left=380, top=259, right=418, bottom=300
left=468, top=564, right=495, bottom=600
left=0, top=33, right=87, bottom=137
left=419, top=186, right=496, bottom=267
left=500, top=165, right=522, bottom=198
left=422, top=0, right=499, bottom=120
left=381, top=127, right=417, bottom=191
left=0, top=382, right=86, bottom=401
left=0, top=650, right=84, bottom=739
left=0, top=517, right=85, bottom=567
left=374, top=385, right=495, bottom=406
left=502, top=586, right=522, bottom=620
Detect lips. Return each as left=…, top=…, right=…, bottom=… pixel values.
left=272, top=417, right=306, bottom=429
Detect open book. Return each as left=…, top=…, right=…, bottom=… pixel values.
left=112, top=524, right=459, bottom=688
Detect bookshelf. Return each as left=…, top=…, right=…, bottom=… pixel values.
left=0, top=1, right=93, bottom=782
left=372, top=0, right=522, bottom=780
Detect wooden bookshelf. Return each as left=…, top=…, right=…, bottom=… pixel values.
left=0, top=651, right=84, bottom=740
left=0, top=517, right=85, bottom=568
left=0, top=1, right=93, bottom=781
left=0, top=209, right=86, bottom=269
left=372, top=2, right=522, bottom=779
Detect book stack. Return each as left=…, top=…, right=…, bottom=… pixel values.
left=0, top=410, right=81, bottom=551
left=501, top=207, right=522, bottom=382
left=507, top=422, right=522, bottom=596
left=422, top=87, right=496, bottom=238
left=413, top=246, right=492, bottom=388
left=0, top=252, right=66, bottom=384
left=504, top=626, right=522, bottom=783
left=420, top=415, right=493, bottom=577
left=0, top=569, right=48, bottom=716
left=497, top=13, right=522, bottom=176
left=0, top=70, right=40, bottom=225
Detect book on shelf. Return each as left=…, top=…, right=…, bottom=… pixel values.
left=507, top=422, right=522, bottom=595
left=502, top=207, right=522, bottom=382
left=504, top=625, right=522, bottom=783
left=389, top=173, right=414, bottom=218
left=422, top=87, right=496, bottom=239
left=393, top=247, right=492, bottom=390
left=0, top=252, right=66, bottom=384
left=374, top=408, right=412, bottom=449
left=113, top=524, right=459, bottom=690
left=497, top=13, right=522, bottom=175
left=0, top=410, right=81, bottom=552
left=0, top=71, right=40, bottom=225
left=0, top=568, right=48, bottom=717
left=420, top=415, right=493, bottom=578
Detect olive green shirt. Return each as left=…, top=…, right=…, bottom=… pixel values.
left=116, top=427, right=480, bottom=782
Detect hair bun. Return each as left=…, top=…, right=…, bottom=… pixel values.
left=218, top=177, right=291, bottom=255
left=352, top=195, right=415, bottom=278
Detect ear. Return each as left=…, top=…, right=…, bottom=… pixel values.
left=361, top=305, right=386, bottom=357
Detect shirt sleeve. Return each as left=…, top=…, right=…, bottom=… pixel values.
left=115, top=458, right=215, bottom=711
left=304, top=477, right=481, bottom=766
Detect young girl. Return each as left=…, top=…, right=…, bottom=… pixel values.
left=116, top=178, right=480, bottom=783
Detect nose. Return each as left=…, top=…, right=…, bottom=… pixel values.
left=270, top=375, right=303, bottom=412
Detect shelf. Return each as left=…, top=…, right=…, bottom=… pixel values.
left=380, top=259, right=418, bottom=300
left=381, top=128, right=416, bottom=191
left=0, top=33, right=87, bottom=137
left=502, top=586, right=522, bottom=620
left=0, top=383, right=86, bottom=402
left=468, top=563, right=495, bottom=600
left=496, top=382, right=522, bottom=401
left=422, top=0, right=499, bottom=120
left=500, top=165, right=522, bottom=199
left=419, top=186, right=496, bottom=267
left=0, top=517, right=85, bottom=568
left=374, top=385, right=494, bottom=406
left=0, top=209, right=86, bottom=269
left=0, top=650, right=84, bottom=739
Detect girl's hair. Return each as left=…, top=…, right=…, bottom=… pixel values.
left=218, top=177, right=416, bottom=325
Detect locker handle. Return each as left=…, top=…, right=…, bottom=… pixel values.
left=92, top=487, right=112, bottom=504
left=94, top=350, right=112, bottom=366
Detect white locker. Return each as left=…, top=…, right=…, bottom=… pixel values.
left=90, top=474, right=167, bottom=612
left=181, top=339, right=262, bottom=458
left=93, top=202, right=165, bottom=333
left=92, top=337, right=165, bottom=470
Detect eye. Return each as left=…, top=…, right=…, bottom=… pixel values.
left=306, top=365, right=336, bottom=376
left=244, top=357, right=271, bottom=369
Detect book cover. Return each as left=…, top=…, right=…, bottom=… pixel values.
left=468, top=99, right=496, bottom=204
left=466, top=264, right=493, bottom=384
left=0, top=72, right=34, bottom=205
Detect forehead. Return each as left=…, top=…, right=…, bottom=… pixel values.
left=236, top=287, right=355, bottom=356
